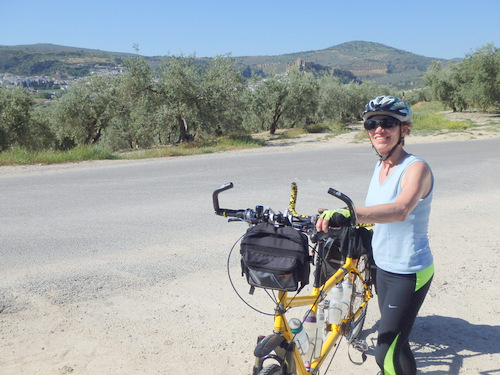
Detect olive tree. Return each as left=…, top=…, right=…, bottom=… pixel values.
left=424, top=61, right=466, bottom=111
left=425, top=44, right=500, bottom=111
left=249, top=75, right=289, bottom=134
left=0, top=87, right=33, bottom=150
left=283, top=68, right=319, bottom=128
left=52, top=75, right=119, bottom=146
left=196, top=55, right=246, bottom=137
left=158, top=56, right=202, bottom=143
left=317, top=75, right=381, bottom=124
left=460, top=44, right=500, bottom=110
left=107, top=57, right=161, bottom=149
left=157, top=54, right=246, bottom=142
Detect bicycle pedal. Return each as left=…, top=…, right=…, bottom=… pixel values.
left=352, top=339, right=368, bottom=352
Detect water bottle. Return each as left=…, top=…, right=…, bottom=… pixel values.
left=289, top=318, right=309, bottom=356
left=314, top=304, right=325, bottom=357
left=341, top=276, right=353, bottom=319
left=304, top=361, right=311, bottom=372
left=303, top=309, right=317, bottom=358
left=304, top=308, right=324, bottom=358
left=328, top=283, right=343, bottom=325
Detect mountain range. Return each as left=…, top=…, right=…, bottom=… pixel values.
left=0, top=41, right=458, bottom=88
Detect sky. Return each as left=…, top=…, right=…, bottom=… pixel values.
left=1, top=0, right=499, bottom=60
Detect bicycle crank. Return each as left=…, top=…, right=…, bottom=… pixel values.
left=351, top=339, right=368, bottom=352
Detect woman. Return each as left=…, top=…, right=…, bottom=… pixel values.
left=316, top=96, right=434, bottom=375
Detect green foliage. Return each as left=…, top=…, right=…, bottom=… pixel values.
left=412, top=112, right=471, bottom=134
left=244, top=67, right=320, bottom=134
left=409, top=101, right=445, bottom=114
left=236, top=41, right=443, bottom=87
left=0, top=41, right=450, bottom=88
left=402, top=87, right=431, bottom=105
left=0, top=145, right=115, bottom=166
left=1, top=42, right=497, bottom=164
left=0, top=44, right=131, bottom=77
left=195, top=55, right=246, bottom=137
left=460, top=44, right=500, bottom=110
left=0, top=87, right=34, bottom=150
left=424, top=44, right=500, bottom=111
left=352, top=104, right=472, bottom=142
left=213, top=134, right=266, bottom=148
left=283, top=68, right=320, bottom=128
left=305, top=122, right=331, bottom=133
left=104, top=56, right=159, bottom=150
left=247, top=74, right=289, bottom=134
left=276, top=128, right=306, bottom=139
left=51, top=75, right=119, bottom=145
left=317, top=75, right=390, bottom=123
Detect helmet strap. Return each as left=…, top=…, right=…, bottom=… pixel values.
left=374, top=137, right=404, bottom=161
left=370, top=125, right=405, bottom=162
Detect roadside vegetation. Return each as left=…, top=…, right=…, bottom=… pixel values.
left=0, top=44, right=498, bottom=166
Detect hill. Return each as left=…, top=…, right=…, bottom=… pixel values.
left=0, top=41, right=455, bottom=88
left=235, top=41, right=453, bottom=87
left=0, top=43, right=136, bottom=78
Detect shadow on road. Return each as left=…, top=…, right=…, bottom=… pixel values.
left=361, top=315, right=500, bottom=374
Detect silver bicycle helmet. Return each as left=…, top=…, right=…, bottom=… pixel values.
left=362, top=96, right=412, bottom=123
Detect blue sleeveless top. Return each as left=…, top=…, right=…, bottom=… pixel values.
left=365, top=154, right=434, bottom=274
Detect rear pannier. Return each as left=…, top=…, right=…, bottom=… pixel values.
left=240, top=223, right=310, bottom=292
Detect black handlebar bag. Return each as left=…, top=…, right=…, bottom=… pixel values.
left=339, top=226, right=377, bottom=289
left=240, top=222, right=310, bottom=292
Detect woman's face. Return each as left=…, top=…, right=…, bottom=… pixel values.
left=366, top=115, right=409, bottom=156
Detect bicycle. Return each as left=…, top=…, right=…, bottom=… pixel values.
left=212, top=182, right=375, bottom=375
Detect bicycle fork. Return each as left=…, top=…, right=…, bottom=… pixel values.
left=252, top=298, right=302, bottom=375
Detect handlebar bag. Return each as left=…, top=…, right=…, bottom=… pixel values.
left=339, top=227, right=373, bottom=258
left=318, top=235, right=343, bottom=287
left=240, top=222, right=310, bottom=292
left=339, top=227, right=377, bottom=289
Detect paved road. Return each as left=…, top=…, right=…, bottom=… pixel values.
left=1, top=138, right=499, bottom=374
left=1, top=138, right=499, bottom=277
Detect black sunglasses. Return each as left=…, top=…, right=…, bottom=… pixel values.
left=364, top=118, right=402, bottom=131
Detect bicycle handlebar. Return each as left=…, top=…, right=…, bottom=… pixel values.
left=213, top=182, right=358, bottom=232
left=212, top=182, right=245, bottom=218
left=327, top=188, right=358, bottom=228
left=213, top=182, right=295, bottom=225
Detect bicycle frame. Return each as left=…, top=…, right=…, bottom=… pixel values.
left=263, top=256, right=371, bottom=375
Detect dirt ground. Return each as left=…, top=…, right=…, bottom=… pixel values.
left=258, top=110, right=500, bottom=149
left=0, top=111, right=499, bottom=374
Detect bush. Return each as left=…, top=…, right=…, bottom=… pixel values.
left=0, top=145, right=116, bottom=166
left=305, top=123, right=331, bottom=133
left=412, top=112, right=471, bottom=133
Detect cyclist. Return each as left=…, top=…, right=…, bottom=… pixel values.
left=316, top=96, right=434, bottom=375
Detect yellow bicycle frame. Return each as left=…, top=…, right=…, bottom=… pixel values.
left=272, top=257, right=372, bottom=374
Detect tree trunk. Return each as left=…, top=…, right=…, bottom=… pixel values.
left=270, top=108, right=282, bottom=134
left=84, top=119, right=97, bottom=145
left=270, top=120, right=277, bottom=135
left=177, top=115, right=192, bottom=143
left=92, top=127, right=102, bottom=144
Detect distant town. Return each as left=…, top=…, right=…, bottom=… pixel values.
left=0, top=64, right=124, bottom=93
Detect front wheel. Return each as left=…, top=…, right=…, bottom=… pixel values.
left=258, top=364, right=282, bottom=375
left=348, top=253, right=370, bottom=342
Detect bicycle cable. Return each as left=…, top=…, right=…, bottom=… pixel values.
left=324, top=335, right=343, bottom=374
left=226, top=234, right=275, bottom=316
left=226, top=233, right=308, bottom=316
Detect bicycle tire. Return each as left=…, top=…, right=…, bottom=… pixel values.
left=258, top=364, right=282, bottom=375
left=348, top=253, right=370, bottom=342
